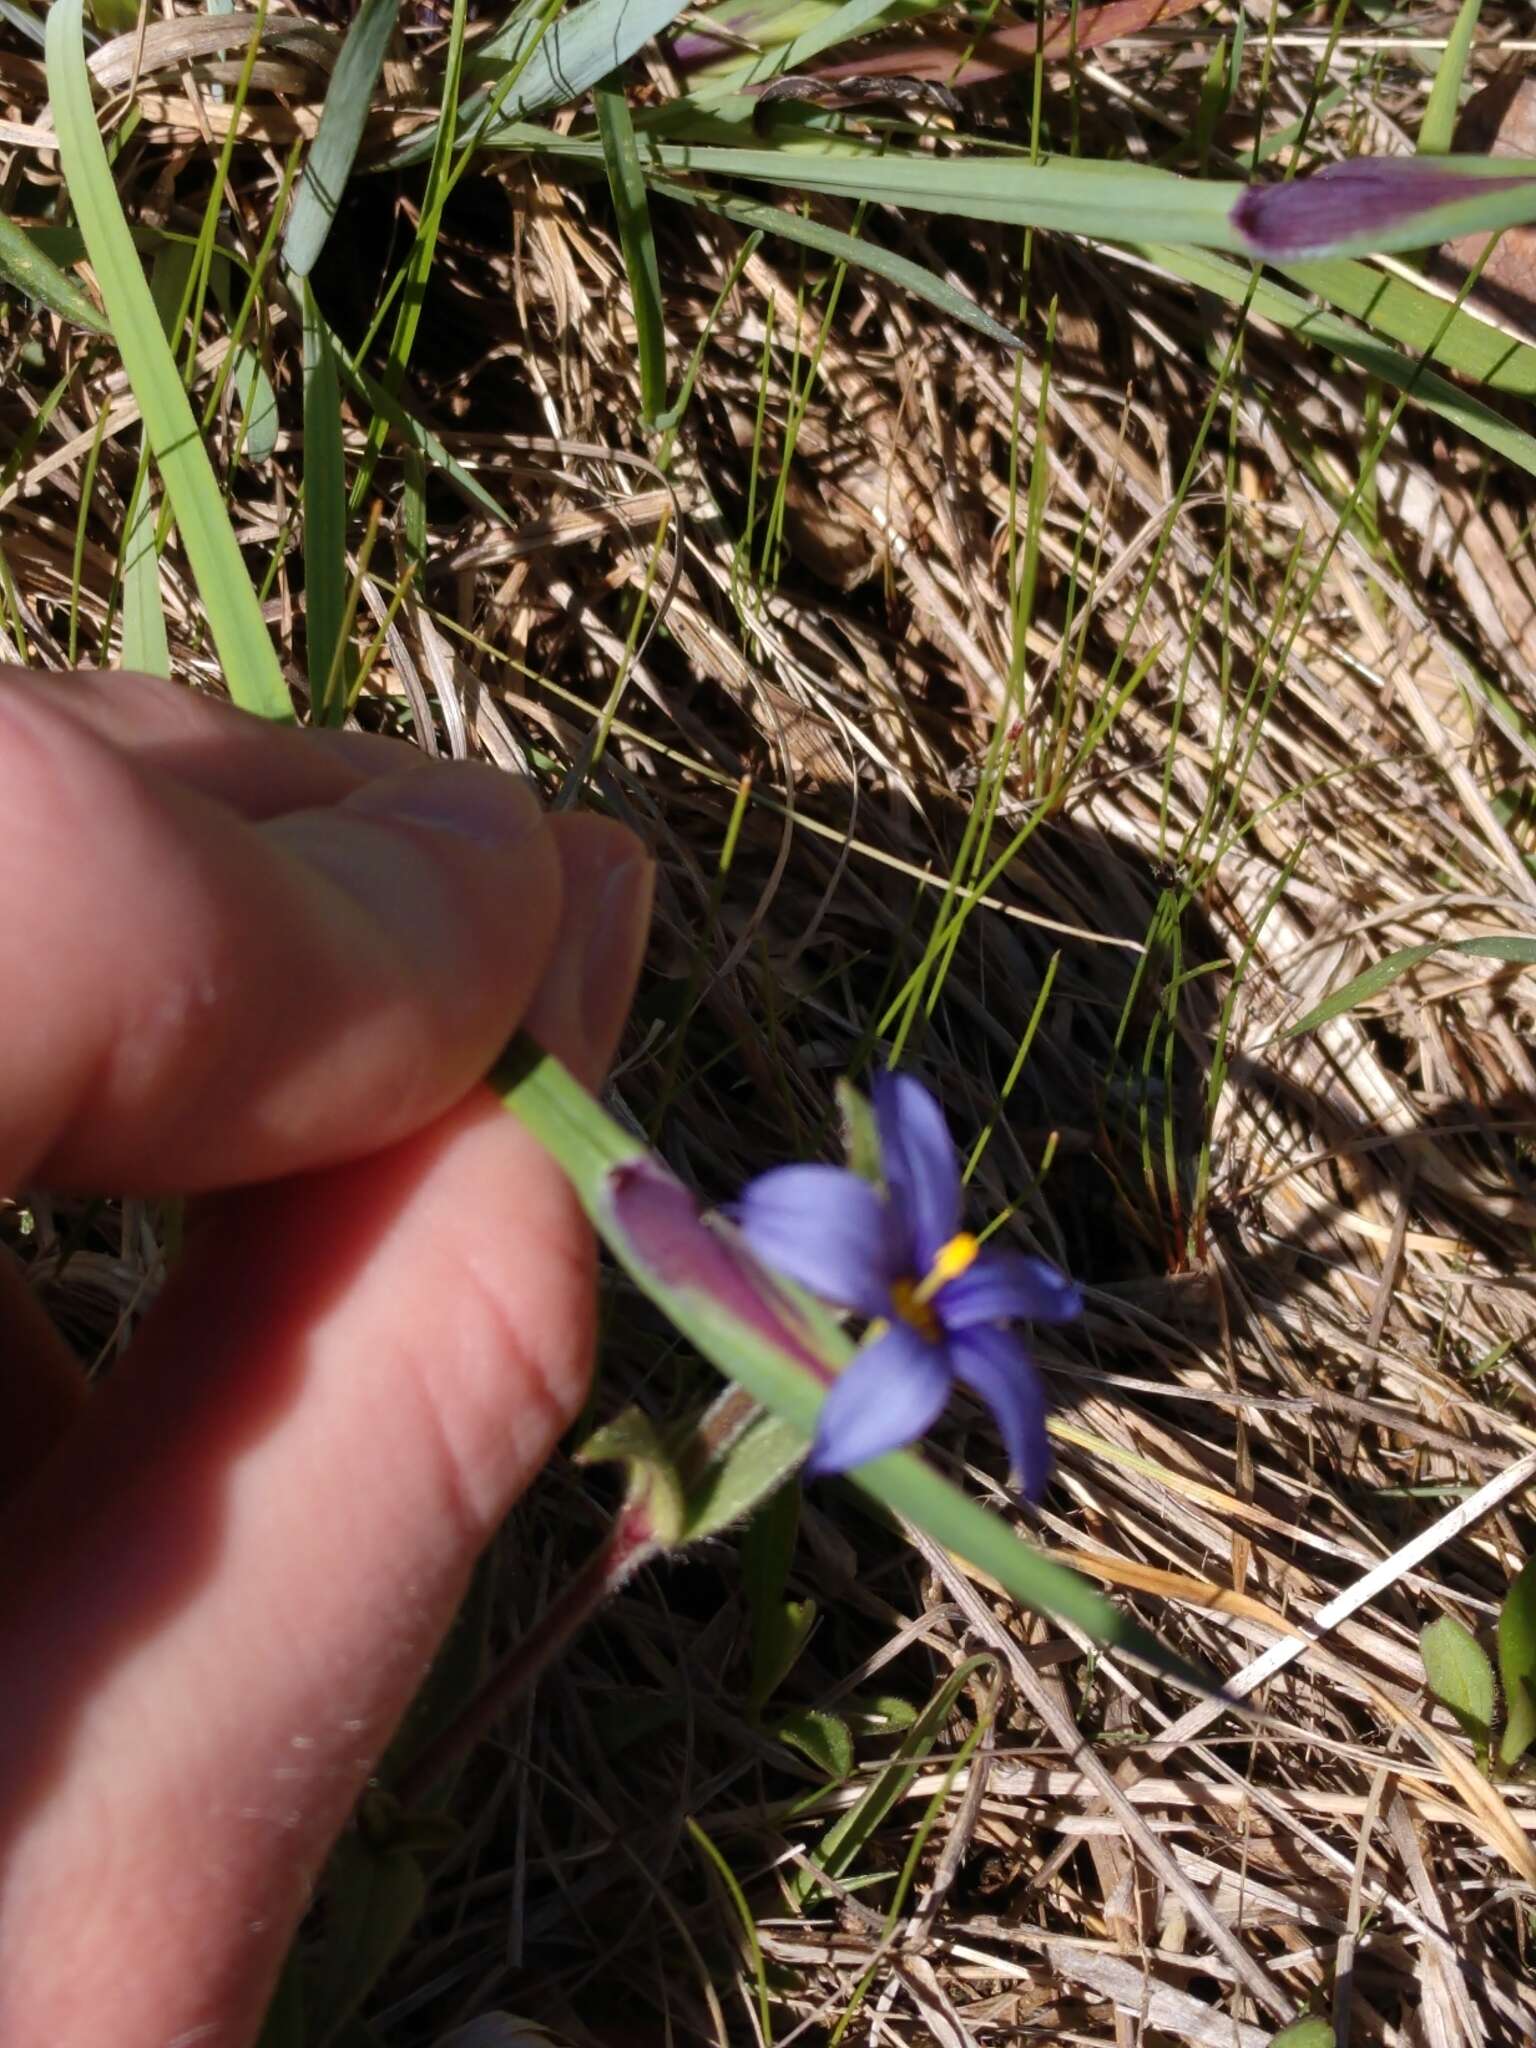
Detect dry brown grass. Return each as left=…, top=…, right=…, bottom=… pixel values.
left=5, top=4, right=1536, bottom=2043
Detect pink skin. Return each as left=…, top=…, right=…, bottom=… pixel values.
left=0, top=670, right=653, bottom=2044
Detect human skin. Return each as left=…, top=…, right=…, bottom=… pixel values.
left=0, top=669, right=652, bottom=2043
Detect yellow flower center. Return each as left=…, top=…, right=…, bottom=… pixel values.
left=891, top=1232, right=979, bottom=1339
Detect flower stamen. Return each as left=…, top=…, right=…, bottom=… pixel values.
left=914, top=1231, right=979, bottom=1303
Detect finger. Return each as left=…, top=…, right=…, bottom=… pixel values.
left=0, top=1252, right=85, bottom=1493
left=1, top=667, right=409, bottom=817
left=1, top=681, right=573, bottom=1193
left=0, top=1094, right=601, bottom=2042
left=525, top=813, right=655, bottom=1091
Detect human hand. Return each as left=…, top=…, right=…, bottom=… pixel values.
left=0, top=670, right=652, bottom=2044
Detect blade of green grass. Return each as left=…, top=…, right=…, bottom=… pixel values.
left=0, top=209, right=109, bottom=332
left=45, top=0, right=290, bottom=718
left=116, top=242, right=190, bottom=681
left=284, top=0, right=400, bottom=277
left=1285, top=935, right=1536, bottom=1039
left=349, top=0, right=469, bottom=510
left=1137, top=242, right=1536, bottom=477
left=597, top=81, right=669, bottom=426
left=386, top=0, right=692, bottom=170
left=300, top=277, right=350, bottom=722
left=1418, top=0, right=1483, bottom=155
left=119, top=462, right=169, bottom=678
left=1280, top=252, right=1536, bottom=398
left=650, top=175, right=1024, bottom=352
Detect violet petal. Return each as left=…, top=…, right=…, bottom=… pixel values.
left=871, top=1070, right=962, bottom=1269
left=804, top=1323, right=952, bottom=1477
left=732, top=1164, right=900, bottom=1317
left=938, top=1250, right=1083, bottom=1330
left=949, top=1325, right=1052, bottom=1500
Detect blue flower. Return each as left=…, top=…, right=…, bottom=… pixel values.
left=734, top=1073, right=1081, bottom=1493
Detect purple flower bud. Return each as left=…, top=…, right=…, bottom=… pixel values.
left=608, top=1156, right=834, bottom=1384
left=1232, top=157, right=1536, bottom=261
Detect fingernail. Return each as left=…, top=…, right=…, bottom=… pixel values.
left=344, top=763, right=545, bottom=853
left=527, top=833, right=652, bottom=1088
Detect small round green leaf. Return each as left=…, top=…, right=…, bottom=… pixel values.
left=1266, top=2020, right=1335, bottom=2048
left=1421, top=1614, right=1497, bottom=1746
left=1497, top=1557, right=1536, bottom=1768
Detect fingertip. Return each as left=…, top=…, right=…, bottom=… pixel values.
left=524, top=817, right=653, bottom=1090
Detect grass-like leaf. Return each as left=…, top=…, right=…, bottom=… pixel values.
left=300, top=279, right=350, bottom=721
left=652, top=174, right=1025, bottom=352
left=387, top=0, right=693, bottom=170
left=119, top=466, right=169, bottom=679
left=1418, top=0, right=1483, bottom=156
left=1139, top=243, right=1536, bottom=478
left=284, top=0, right=400, bottom=278
left=1284, top=936, right=1536, bottom=1040
left=45, top=0, right=290, bottom=719
left=1283, top=254, right=1536, bottom=400
left=0, top=208, right=108, bottom=332
left=597, top=82, right=669, bottom=425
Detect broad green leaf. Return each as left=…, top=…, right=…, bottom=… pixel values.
left=0, top=209, right=109, bottom=333
left=45, top=0, right=290, bottom=720
left=495, top=133, right=1249, bottom=246
left=313, top=1835, right=425, bottom=2034
left=1497, top=1557, right=1536, bottom=1769
left=494, top=1035, right=1206, bottom=1690
left=284, top=0, right=400, bottom=277
left=1285, top=936, right=1536, bottom=1040
left=1421, top=1615, right=1497, bottom=1747
left=777, top=1706, right=854, bottom=1780
left=596, top=83, right=668, bottom=425
left=1267, top=2022, right=1336, bottom=2048
left=479, top=133, right=1536, bottom=262
left=650, top=175, right=1025, bottom=353
left=1418, top=0, right=1483, bottom=157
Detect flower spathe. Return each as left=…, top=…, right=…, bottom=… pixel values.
left=734, top=1072, right=1081, bottom=1493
